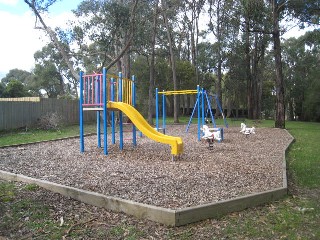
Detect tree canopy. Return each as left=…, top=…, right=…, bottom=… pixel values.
left=3, top=0, right=317, bottom=124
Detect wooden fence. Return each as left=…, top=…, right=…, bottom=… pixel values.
left=0, top=98, right=96, bottom=130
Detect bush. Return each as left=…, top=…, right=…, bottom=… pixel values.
left=38, top=112, right=62, bottom=130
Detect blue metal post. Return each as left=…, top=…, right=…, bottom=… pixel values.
left=103, top=68, right=108, bottom=155
left=197, top=85, right=201, bottom=141
left=162, top=90, right=166, bottom=133
left=111, top=78, right=116, bottom=144
left=155, top=88, right=159, bottom=131
left=132, top=75, right=137, bottom=146
left=185, top=97, right=198, bottom=133
left=201, top=88, right=205, bottom=128
left=79, top=71, right=84, bottom=152
left=118, top=72, right=123, bottom=150
left=96, top=75, right=101, bottom=148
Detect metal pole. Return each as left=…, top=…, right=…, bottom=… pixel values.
left=156, top=88, right=159, bottom=131
left=80, top=71, right=84, bottom=152
left=197, top=85, right=201, bottom=141
left=96, top=75, right=101, bottom=148
left=111, top=78, right=116, bottom=144
left=132, top=75, right=137, bottom=146
left=201, top=88, right=205, bottom=128
left=103, top=68, right=108, bottom=155
left=162, top=90, right=166, bottom=134
left=118, top=72, right=123, bottom=150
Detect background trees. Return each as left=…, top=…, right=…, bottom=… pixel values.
left=2, top=0, right=319, bottom=125
left=0, top=69, right=33, bottom=97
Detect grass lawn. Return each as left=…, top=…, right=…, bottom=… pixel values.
left=0, top=119, right=319, bottom=239
left=0, top=123, right=97, bottom=147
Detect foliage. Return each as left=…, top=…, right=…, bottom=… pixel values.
left=0, top=69, right=35, bottom=97
left=2, top=80, right=30, bottom=98
left=32, top=63, right=64, bottom=98
left=34, top=43, right=78, bottom=98
left=282, top=29, right=320, bottom=121
left=130, top=56, right=150, bottom=116
left=286, top=0, right=320, bottom=27
left=0, top=69, right=33, bottom=85
left=18, top=0, right=320, bottom=123
left=0, top=82, right=5, bottom=97
left=176, top=60, right=196, bottom=90
left=71, top=0, right=140, bottom=75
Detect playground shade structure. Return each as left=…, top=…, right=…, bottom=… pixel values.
left=107, top=102, right=183, bottom=155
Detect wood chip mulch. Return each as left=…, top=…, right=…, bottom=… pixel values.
left=0, top=124, right=294, bottom=209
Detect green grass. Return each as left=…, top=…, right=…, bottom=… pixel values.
left=0, top=181, right=16, bottom=202
left=0, top=184, right=70, bottom=239
left=0, top=123, right=97, bottom=147
left=0, top=119, right=319, bottom=239
left=108, top=225, right=145, bottom=239
left=219, top=197, right=320, bottom=239
left=286, top=121, right=320, bottom=188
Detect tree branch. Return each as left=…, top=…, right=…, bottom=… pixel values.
left=104, top=0, right=139, bottom=70
left=24, top=0, right=79, bottom=81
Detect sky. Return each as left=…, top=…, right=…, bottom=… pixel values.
left=0, top=0, right=82, bottom=79
left=0, top=0, right=315, bottom=80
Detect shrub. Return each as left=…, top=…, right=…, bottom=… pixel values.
left=38, top=112, right=62, bottom=130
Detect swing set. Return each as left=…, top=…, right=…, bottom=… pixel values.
left=155, top=85, right=228, bottom=141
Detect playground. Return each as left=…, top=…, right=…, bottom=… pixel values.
left=0, top=69, right=295, bottom=225
left=0, top=124, right=293, bottom=211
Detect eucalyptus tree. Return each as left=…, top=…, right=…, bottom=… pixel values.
left=224, top=40, right=247, bottom=118
left=261, top=0, right=318, bottom=127
left=2, top=80, right=30, bottom=98
left=236, top=0, right=319, bottom=126
left=0, top=69, right=33, bottom=86
left=282, top=37, right=306, bottom=121
left=31, top=63, right=64, bottom=98
left=25, top=0, right=139, bottom=86
left=0, top=69, right=38, bottom=96
left=208, top=0, right=240, bottom=117
left=282, top=30, right=320, bottom=121
left=72, top=0, right=139, bottom=77
left=160, top=0, right=180, bottom=123
left=147, top=0, right=159, bottom=124
left=24, top=0, right=79, bottom=82
left=240, top=0, right=272, bottom=120
left=33, top=43, right=77, bottom=97
left=267, top=0, right=286, bottom=128
left=262, top=0, right=319, bottom=127
left=0, top=82, right=5, bottom=97
left=179, top=0, right=206, bottom=83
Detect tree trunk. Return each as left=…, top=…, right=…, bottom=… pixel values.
left=272, top=0, right=285, bottom=128
left=245, top=18, right=253, bottom=119
left=215, top=1, right=223, bottom=118
left=162, top=0, right=179, bottom=123
left=252, top=32, right=259, bottom=119
left=255, top=37, right=266, bottom=120
left=148, top=0, right=158, bottom=125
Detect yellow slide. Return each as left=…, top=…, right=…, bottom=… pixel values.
left=106, top=101, right=183, bottom=155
